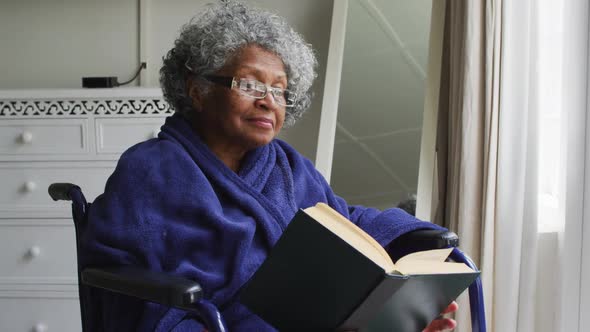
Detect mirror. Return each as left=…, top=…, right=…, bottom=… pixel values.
left=330, top=0, right=432, bottom=211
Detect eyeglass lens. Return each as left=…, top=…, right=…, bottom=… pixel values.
left=237, top=79, right=295, bottom=107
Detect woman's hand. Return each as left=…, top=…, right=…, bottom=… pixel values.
left=422, top=301, right=458, bottom=332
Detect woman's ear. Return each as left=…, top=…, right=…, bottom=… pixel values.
left=186, top=77, right=203, bottom=112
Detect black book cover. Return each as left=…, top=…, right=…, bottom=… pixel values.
left=239, top=209, right=479, bottom=331
left=357, top=273, right=478, bottom=331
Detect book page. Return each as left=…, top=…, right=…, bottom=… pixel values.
left=395, top=248, right=473, bottom=275
left=304, top=203, right=395, bottom=272
left=396, top=248, right=454, bottom=265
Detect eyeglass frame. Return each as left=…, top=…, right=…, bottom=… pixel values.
left=184, top=59, right=297, bottom=107
left=202, top=75, right=297, bottom=108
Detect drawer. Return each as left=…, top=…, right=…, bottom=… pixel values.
left=0, top=220, right=77, bottom=283
left=96, top=117, right=165, bottom=154
left=0, top=297, right=80, bottom=332
left=0, top=162, right=115, bottom=218
left=0, top=119, right=89, bottom=156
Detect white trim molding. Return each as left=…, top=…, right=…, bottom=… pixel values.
left=315, top=0, right=348, bottom=182
left=0, top=88, right=171, bottom=118
left=416, top=0, right=446, bottom=220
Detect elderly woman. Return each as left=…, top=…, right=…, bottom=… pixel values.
left=81, top=1, right=458, bottom=331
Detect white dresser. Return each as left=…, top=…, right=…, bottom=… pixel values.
left=0, top=89, right=172, bottom=332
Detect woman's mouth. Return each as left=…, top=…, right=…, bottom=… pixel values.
left=248, top=117, right=273, bottom=129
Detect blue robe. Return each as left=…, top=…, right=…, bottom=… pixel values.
left=79, top=113, right=443, bottom=331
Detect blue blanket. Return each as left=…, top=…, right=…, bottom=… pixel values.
left=79, top=113, right=443, bottom=331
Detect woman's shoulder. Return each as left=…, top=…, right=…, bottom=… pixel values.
left=271, top=138, right=326, bottom=182
left=272, top=139, right=315, bottom=167
left=115, top=137, right=196, bottom=178
left=101, top=136, right=207, bottom=204
left=121, top=137, right=178, bottom=158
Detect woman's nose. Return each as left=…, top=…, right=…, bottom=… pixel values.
left=255, top=90, right=277, bottom=110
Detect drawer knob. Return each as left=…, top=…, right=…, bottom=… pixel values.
left=33, top=323, right=48, bottom=332
left=20, top=131, right=34, bottom=144
left=28, top=246, right=42, bottom=258
left=24, top=181, right=37, bottom=192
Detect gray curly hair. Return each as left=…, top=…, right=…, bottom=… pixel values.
left=160, top=0, right=318, bottom=127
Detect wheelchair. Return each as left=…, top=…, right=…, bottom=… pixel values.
left=48, top=182, right=486, bottom=332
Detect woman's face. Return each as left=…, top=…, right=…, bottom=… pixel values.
left=193, top=45, right=288, bottom=152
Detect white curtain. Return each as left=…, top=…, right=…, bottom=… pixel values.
left=490, top=1, right=540, bottom=330
left=556, top=0, right=589, bottom=330
left=431, top=0, right=587, bottom=331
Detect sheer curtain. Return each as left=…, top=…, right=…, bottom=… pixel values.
left=556, top=1, right=588, bottom=331
left=427, top=0, right=588, bottom=331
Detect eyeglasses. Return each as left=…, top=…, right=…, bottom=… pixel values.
left=204, top=75, right=297, bottom=108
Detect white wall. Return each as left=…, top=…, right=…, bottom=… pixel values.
left=0, top=0, right=139, bottom=89
left=0, top=0, right=334, bottom=160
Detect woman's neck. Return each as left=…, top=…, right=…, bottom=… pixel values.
left=209, top=144, right=245, bottom=172
left=191, top=120, right=247, bottom=173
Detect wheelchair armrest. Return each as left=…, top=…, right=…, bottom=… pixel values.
left=48, top=183, right=79, bottom=201
left=81, top=267, right=203, bottom=310
left=394, top=229, right=459, bottom=251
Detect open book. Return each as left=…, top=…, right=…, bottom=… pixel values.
left=306, top=203, right=474, bottom=276
left=239, top=203, right=479, bottom=332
